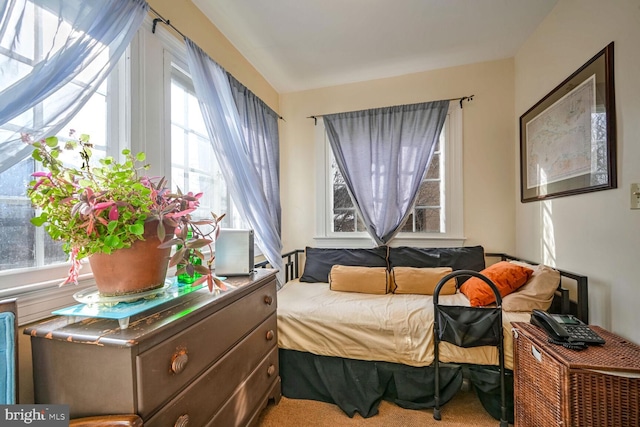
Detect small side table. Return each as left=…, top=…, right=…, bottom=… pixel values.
left=512, top=322, right=640, bottom=427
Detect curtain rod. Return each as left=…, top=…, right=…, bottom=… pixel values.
left=306, top=94, right=474, bottom=124
left=148, top=7, right=285, bottom=122
left=149, top=6, right=187, bottom=39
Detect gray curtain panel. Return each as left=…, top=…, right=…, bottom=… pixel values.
left=323, top=100, right=449, bottom=245
left=227, top=74, right=282, bottom=235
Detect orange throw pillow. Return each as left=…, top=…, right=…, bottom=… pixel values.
left=460, top=261, right=533, bottom=307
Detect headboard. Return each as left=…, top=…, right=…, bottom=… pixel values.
left=255, top=249, right=590, bottom=323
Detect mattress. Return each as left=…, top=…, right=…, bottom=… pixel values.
left=277, top=279, right=531, bottom=370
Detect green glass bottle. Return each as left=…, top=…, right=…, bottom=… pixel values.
left=177, top=231, right=202, bottom=285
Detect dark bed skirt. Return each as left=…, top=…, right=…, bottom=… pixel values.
left=279, top=349, right=463, bottom=418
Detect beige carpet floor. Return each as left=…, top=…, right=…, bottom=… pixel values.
left=258, top=387, right=505, bottom=427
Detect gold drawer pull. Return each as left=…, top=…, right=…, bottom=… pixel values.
left=174, top=414, right=189, bottom=427
left=266, top=330, right=275, bottom=341
left=267, top=364, right=276, bottom=377
left=171, top=351, right=189, bottom=374
left=264, top=295, right=273, bottom=305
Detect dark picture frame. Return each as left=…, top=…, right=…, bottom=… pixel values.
left=520, top=42, right=616, bottom=203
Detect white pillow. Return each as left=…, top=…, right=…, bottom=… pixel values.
left=501, top=261, right=560, bottom=312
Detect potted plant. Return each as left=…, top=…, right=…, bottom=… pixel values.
left=26, top=130, right=225, bottom=295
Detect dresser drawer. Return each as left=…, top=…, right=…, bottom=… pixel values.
left=206, top=347, right=279, bottom=427
left=136, top=280, right=277, bottom=417
left=144, top=314, right=277, bottom=427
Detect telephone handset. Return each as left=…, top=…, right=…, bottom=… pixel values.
left=530, top=309, right=605, bottom=350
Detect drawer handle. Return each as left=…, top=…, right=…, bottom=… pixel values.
left=171, top=352, right=189, bottom=374
left=174, top=414, right=189, bottom=427
left=266, top=330, right=275, bottom=341
left=264, top=295, right=273, bottom=305
left=267, top=364, right=276, bottom=377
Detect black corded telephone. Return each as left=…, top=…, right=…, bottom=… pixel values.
left=530, top=309, right=605, bottom=350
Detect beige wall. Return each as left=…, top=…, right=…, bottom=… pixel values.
left=279, top=59, right=516, bottom=254
left=147, top=0, right=279, bottom=111
left=514, top=0, right=640, bottom=341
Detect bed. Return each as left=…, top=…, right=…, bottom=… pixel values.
left=259, top=246, right=590, bottom=418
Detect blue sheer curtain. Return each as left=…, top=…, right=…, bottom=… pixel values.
left=185, top=39, right=284, bottom=282
left=0, top=0, right=148, bottom=173
left=227, top=74, right=282, bottom=235
left=323, top=101, right=450, bottom=245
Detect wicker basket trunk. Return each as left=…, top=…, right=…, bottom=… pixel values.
left=512, top=322, right=640, bottom=427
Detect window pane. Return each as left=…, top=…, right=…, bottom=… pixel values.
left=0, top=157, right=68, bottom=270
left=44, top=234, right=66, bottom=264
left=0, top=196, right=36, bottom=270
left=356, top=215, right=367, bottom=232
left=171, top=166, right=185, bottom=194
left=332, top=162, right=345, bottom=186
left=171, top=124, right=186, bottom=166
left=415, top=208, right=441, bottom=232
left=401, top=213, right=414, bottom=232
left=425, top=154, right=440, bottom=179
left=333, top=210, right=356, bottom=232
left=0, top=2, right=34, bottom=61
left=434, top=134, right=441, bottom=153
left=64, top=80, right=108, bottom=141
left=416, top=181, right=440, bottom=206
left=170, top=70, right=245, bottom=230
left=0, top=157, right=31, bottom=197
left=333, top=184, right=352, bottom=209
left=171, top=83, right=186, bottom=128
left=188, top=95, right=207, bottom=135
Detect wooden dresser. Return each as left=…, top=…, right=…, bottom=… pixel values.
left=512, top=322, right=640, bottom=427
left=25, top=269, right=280, bottom=427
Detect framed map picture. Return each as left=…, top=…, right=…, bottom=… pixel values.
left=520, top=42, right=616, bottom=203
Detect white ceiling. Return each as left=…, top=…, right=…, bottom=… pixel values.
left=193, top=0, right=558, bottom=93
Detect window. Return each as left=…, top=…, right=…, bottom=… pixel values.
left=315, top=102, right=464, bottom=247
left=0, top=10, right=118, bottom=289
left=331, top=130, right=446, bottom=233
left=399, top=132, right=445, bottom=233
left=0, top=104, right=109, bottom=272
left=169, top=67, right=246, bottom=229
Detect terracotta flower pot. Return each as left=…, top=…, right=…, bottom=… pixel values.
left=88, top=221, right=173, bottom=296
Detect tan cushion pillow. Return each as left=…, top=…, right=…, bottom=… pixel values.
left=460, top=261, right=534, bottom=307
left=329, top=265, right=389, bottom=294
left=502, top=261, right=560, bottom=312
left=392, top=267, right=456, bottom=295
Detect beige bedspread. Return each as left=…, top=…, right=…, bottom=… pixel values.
left=277, top=279, right=531, bottom=370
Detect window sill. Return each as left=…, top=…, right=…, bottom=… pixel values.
left=6, top=250, right=257, bottom=326
left=3, top=266, right=182, bottom=327
left=6, top=278, right=96, bottom=326
left=313, top=235, right=466, bottom=248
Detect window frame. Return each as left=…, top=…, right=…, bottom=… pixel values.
left=314, top=102, right=465, bottom=248
left=0, top=40, right=128, bottom=325
left=134, top=19, right=249, bottom=231
left=169, top=67, right=238, bottom=226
